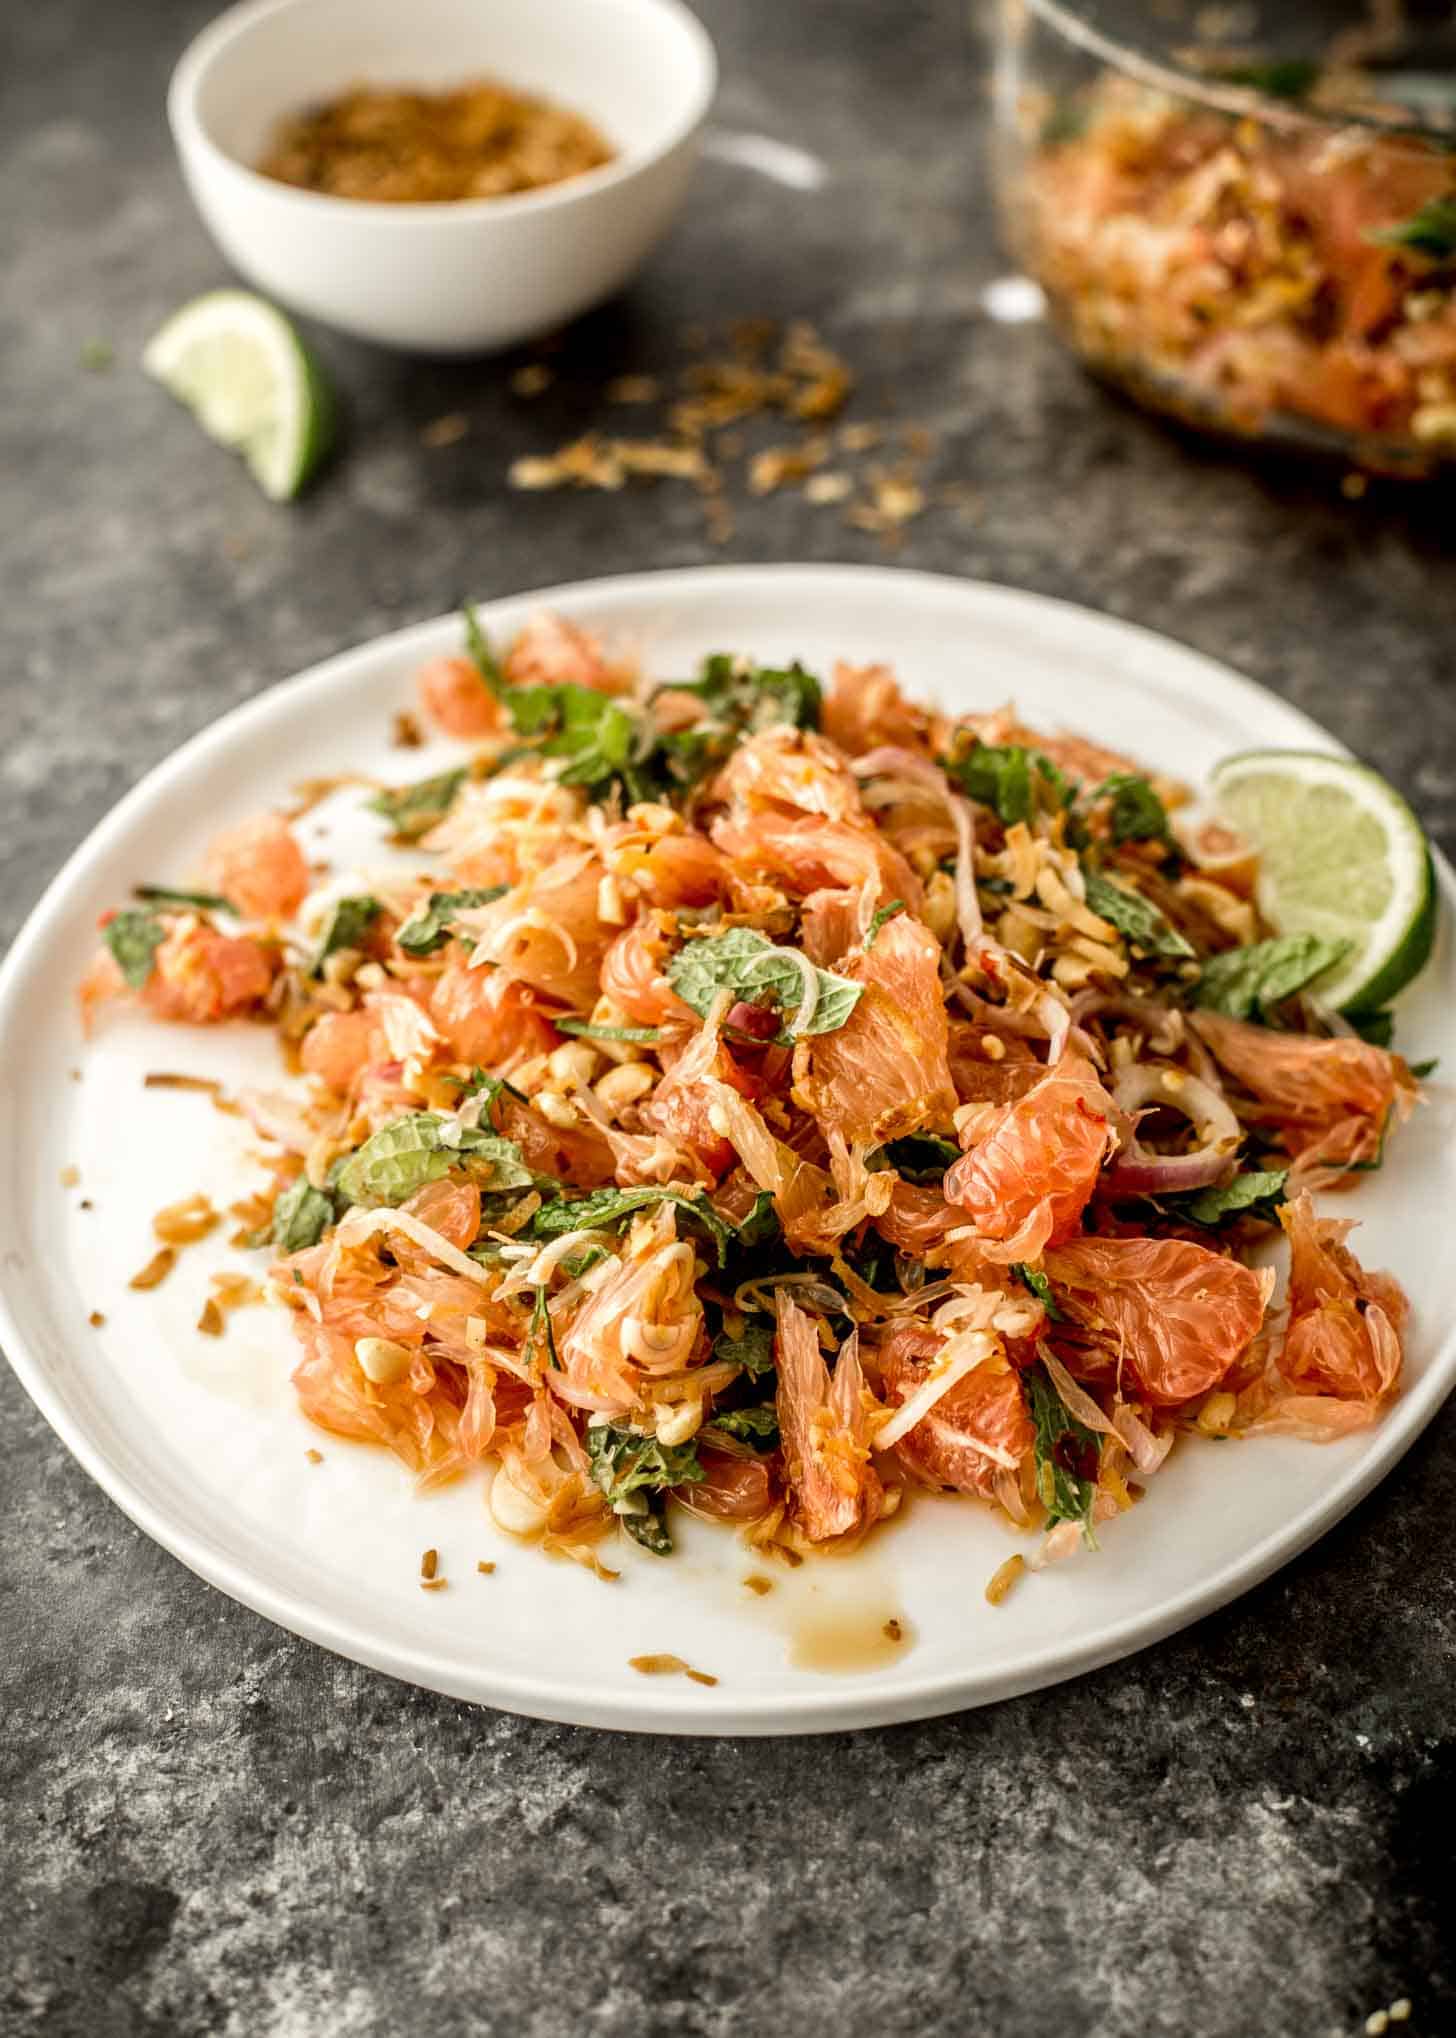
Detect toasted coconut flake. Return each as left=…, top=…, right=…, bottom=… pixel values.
left=985, top=1553, right=1026, bottom=1605
left=153, top=1193, right=220, bottom=1246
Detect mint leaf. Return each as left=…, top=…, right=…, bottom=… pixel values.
left=666, top=926, right=863, bottom=1037
left=1350, top=1009, right=1394, bottom=1049
left=1025, top=1362, right=1098, bottom=1542
left=877, top=1134, right=960, bottom=1184
left=1178, top=1169, right=1288, bottom=1228
left=396, top=886, right=506, bottom=957
left=1194, top=932, right=1350, bottom=1020
left=104, top=909, right=166, bottom=989
left=1082, top=871, right=1195, bottom=960
left=951, top=744, right=1071, bottom=825
left=311, top=895, right=381, bottom=976
left=708, top=1401, right=780, bottom=1450
left=586, top=1421, right=704, bottom=1553
left=1012, top=1262, right=1065, bottom=1321
left=368, top=767, right=467, bottom=842
left=462, top=603, right=506, bottom=694
left=501, top=681, right=637, bottom=797
left=270, top=1177, right=336, bottom=1253
left=133, top=885, right=234, bottom=914
left=1374, top=197, right=1456, bottom=260
left=524, top=1184, right=737, bottom=1267
left=713, top=1319, right=776, bottom=1376
left=1089, top=773, right=1172, bottom=846
left=335, top=1111, right=533, bottom=1207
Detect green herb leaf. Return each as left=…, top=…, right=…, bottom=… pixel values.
left=622, top=1505, right=674, bottom=1556
left=586, top=1421, right=704, bottom=1553
left=734, top=1191, right=781, bottom=1252
left=666, top=925, right=863, bottom=1037
left=865, top=900, right=906, bottom=948
left=1216, top=59, right=1320, bottom=101
left=1025, top=1362, right=1099, bottom=1542
left=712, top=1319, right=777, bottom=1376
left=462, top=603, right=506, bottom=695
left=876, top=1133, right=961, bottom=1184
left=501, top=681, right=638, bottom=797
left=335, top=1110, right=534, bottom=1207
left=1411, top=1057, right=1439, bottom=1080
left=672, top=653, right=823, bottom=732
left=1089, top=773, right=1172, bottom=846
left=524, top=1184, right=737, bottom=1266
left=708, top=1401, right=780, bottom=1450
left=555, top=1017, right=663, bottom=1044
left=1374, top=196, right=1456, bottom=261
left=1178, top=1169, right=1288, bottom=1228
left=951, top=744, right=1071, bottom=825
left=1082, top=871, right=1195, bottom=960
left=103, top=909, right=167, bottom=989
left=1012, top=1263, right=1065, bottom=1321
left=1194, top=931, right=1351, bottom=1020
left=311, top=895, right=381, bottom=976
left=270, top=1177, right=337, bottom=1253
left=396, top=886, right=506, bottom=957
left=133, top=884, right=235, bottom=914
left=368, top=767, right=467, bottom=842
left=1350, top=1009, right=1394, bottom=1049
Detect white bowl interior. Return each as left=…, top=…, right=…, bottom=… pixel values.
left=188, top=0, right=713, bottom=173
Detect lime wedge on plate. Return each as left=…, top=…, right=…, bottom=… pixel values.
left=142, top=290, right=333, bottom=501
left=1210, top=749, right=1435, bottom=1013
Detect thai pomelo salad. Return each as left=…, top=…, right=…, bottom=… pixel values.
left=79, top=610, right=1425, bottom=1571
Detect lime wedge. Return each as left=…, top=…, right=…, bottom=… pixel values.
left=142, top=290, right=333, bottom=501
left=1210, top=749, right=1435, bottom=1013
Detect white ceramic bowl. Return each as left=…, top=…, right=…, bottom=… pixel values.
left=167, top=0, right=717, bottom=355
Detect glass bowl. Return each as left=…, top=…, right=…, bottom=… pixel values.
left=993, top=0, right=1456, bottom=475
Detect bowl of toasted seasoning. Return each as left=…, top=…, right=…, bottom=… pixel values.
left=168, top=0, right=716, bottom=354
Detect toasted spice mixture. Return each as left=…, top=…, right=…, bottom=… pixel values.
left=629, top=1654, right=719, bottom=1686
left=129, top=1246, right=177, bottom=1291
left=144, top=1072, right=223, bottom=1095
left=883, top=1617, right=905, bottom=1643
left=985, top=1553, right=1026, bottom=1606
left=153, top=1192, right=220, bottom=1246
left=257, top=80, right=614, bottom=204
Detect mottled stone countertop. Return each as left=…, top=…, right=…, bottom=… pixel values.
left=4, top=3, right=1455, bottom=2034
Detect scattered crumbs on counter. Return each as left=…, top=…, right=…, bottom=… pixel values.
left=79, top=337, right=115, bottom=371
left=421, top=412, right=469, bottom=449
left=510, top=362, right=553, bottom=397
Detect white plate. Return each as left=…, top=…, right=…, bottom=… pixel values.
left=2, top=565, right=1452, bottom=1735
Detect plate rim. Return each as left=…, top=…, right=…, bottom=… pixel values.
left=3, top=561, right=1452, bottom=1735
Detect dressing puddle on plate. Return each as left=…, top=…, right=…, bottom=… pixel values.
left=724, top=1544, right=916, bottom=1676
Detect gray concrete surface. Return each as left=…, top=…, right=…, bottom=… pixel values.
left=3, top=3, right=1454, bottom=2033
